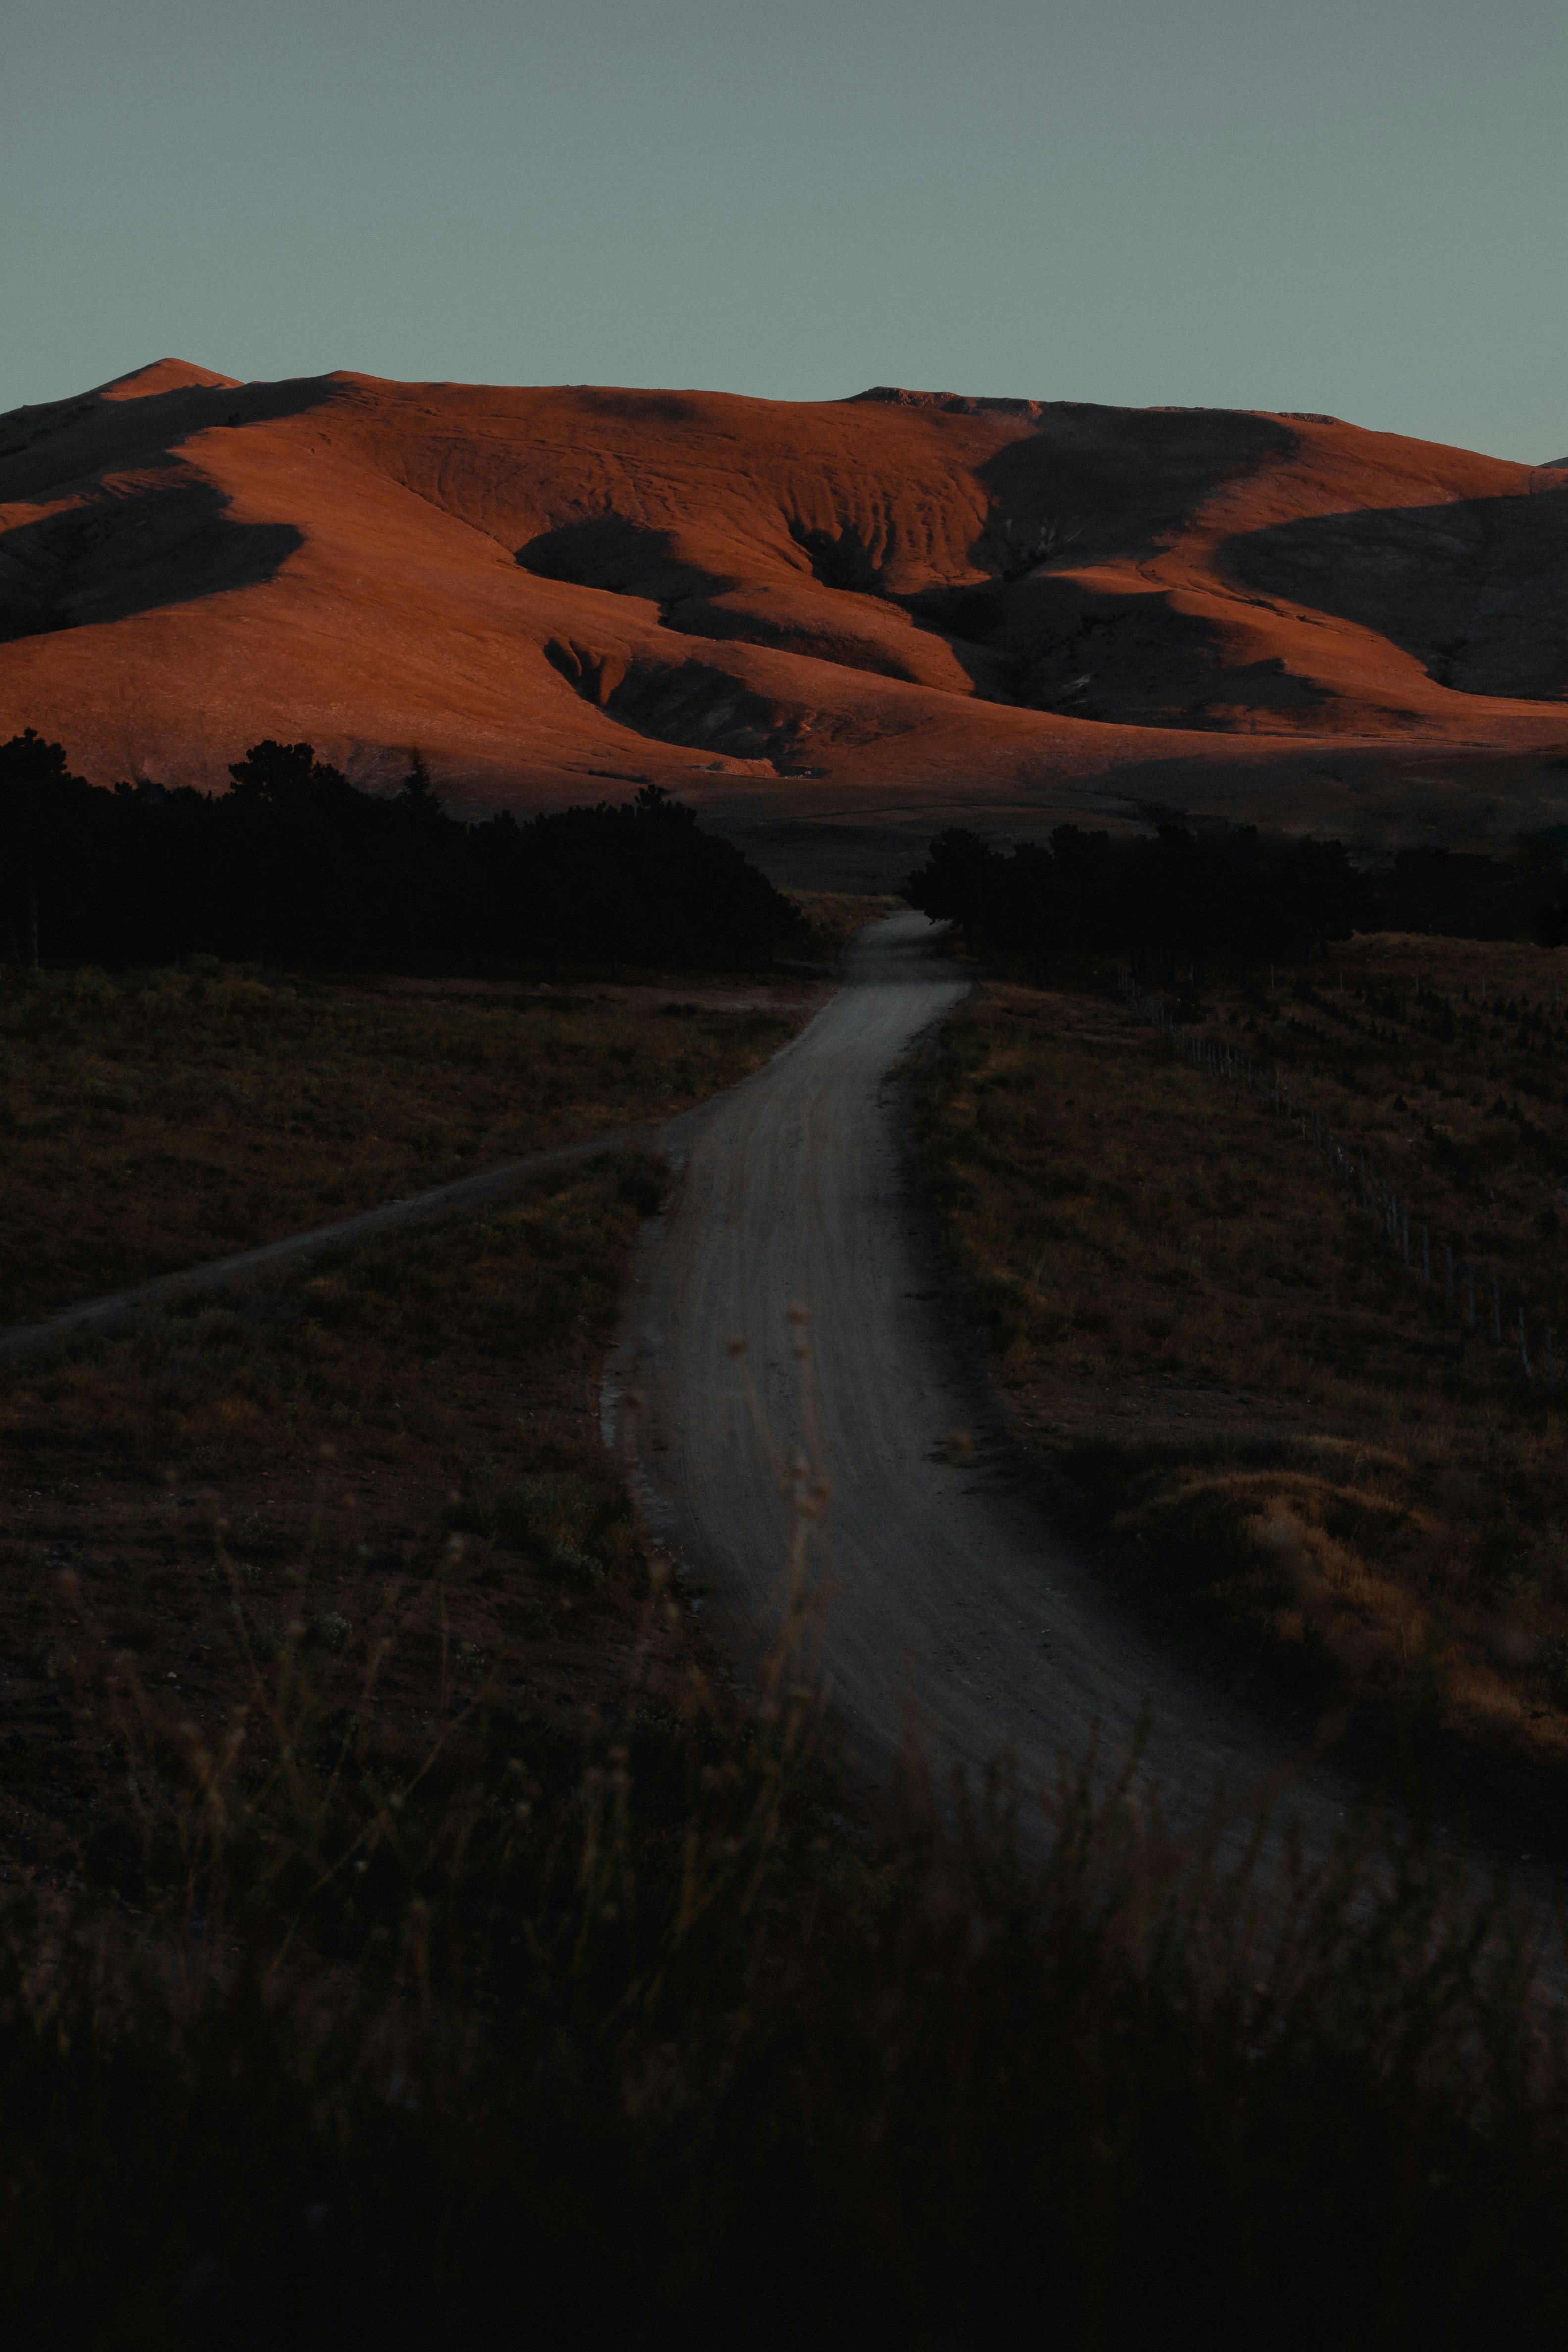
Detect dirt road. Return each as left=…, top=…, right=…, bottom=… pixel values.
left=611, top=913, right=1356, bottom=1833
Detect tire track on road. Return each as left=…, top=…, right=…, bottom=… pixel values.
left=612, top=912, right=1353, bottom=1840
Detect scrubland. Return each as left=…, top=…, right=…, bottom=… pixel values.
left=0, top=1171, right=1565, bottom=2344
left=7, top=917, right=1568, bottom=2339
left=916, top=932, right=1568, bottom=1773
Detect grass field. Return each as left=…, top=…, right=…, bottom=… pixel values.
left=9, top=916, right=1568, bottom=2337
left=915, top=932, right=1568, bottom=1773
left=0, top=962, right=827, bottom=1326
left=1, top=1246, right=1565, bottom=2343
left=0, top=900, right=905, bottom=1878
left=0, top=1147, right=706, bottom=1890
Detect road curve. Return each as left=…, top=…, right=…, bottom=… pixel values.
left=611, top=913, right=1351, bottom=1831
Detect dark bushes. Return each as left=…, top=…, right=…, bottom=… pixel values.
left=905, top=820, right=1568, bottom=978
left=905, top=822, right=1370, bottom=979
left=0, top=731, right=800, bottom=972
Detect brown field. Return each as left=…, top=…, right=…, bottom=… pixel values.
left=916, top=933, right=1568, bottom=1766
left=0, top=907, right=916, bottom=1887
left=10, top=1136, right=1568, bottom=2346
left=0, top=959, right=828, bottom=1326
left=0, top=1147, right=714, bottom=1890
left=11, top=922, right=1568, bottom=2334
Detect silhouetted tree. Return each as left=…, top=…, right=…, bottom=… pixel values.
left=0, top=728, right=97, bottom=966
left=902, top=818, right=1375, bottom=976
left=397, top=747, right=445, bottom=825
left=0, top=731, right=799, bottom=977
left=903, top=829, right=1009, bottom=951
left=513, top=784, right=798, bottom=974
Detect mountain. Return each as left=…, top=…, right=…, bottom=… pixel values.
left=3, top=359, right=1568, bottom=869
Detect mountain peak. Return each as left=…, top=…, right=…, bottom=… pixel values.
left=92, top=358, right=243, bottom=403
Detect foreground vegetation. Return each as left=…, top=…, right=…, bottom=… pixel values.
left=915, top=931, right=1568, bottom=1778
left=2, top=1421, right=1567, bottom=2342
left=1, top=1163, right=1565, bottom=2344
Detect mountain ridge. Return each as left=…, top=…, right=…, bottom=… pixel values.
left=3, top=361, right=1567, bottom=859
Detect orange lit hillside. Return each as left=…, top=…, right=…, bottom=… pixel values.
left=2, top=360, right=1566, bottom=845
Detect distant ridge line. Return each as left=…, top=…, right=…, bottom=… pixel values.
left=846, top=386, right=1344, bottom=426
left=847, top=386, right=1054, bottom=418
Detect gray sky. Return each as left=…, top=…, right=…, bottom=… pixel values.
left=5, top=0, right=1565, bottom=459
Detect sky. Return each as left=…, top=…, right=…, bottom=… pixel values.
left=4, top=0, right=1566, bottom=461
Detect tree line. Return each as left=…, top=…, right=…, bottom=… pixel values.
left=904, top=822, right=1568, bottom=976
left=0, top=731, right=801, bottom=973
left=903, top=823, right=1371, bottom=980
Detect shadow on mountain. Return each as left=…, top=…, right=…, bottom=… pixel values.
left=0, top=371, right=340, bottom=642
left=788, top=518, right=884, bottom=595
left=517, top=516, right=722, bottom=603
left=518, top=406, right=1340, bottom=731
left=0, top=484, right=304, bottom=644
left=972, top=404, right=1294, bottom=576
left=543, top=637, right=865, bottom=768
left=524, top=520, right=1012, bottom=701
left=895, top=409, right=1300, bottom=718
left=1230, top=488, right=1568, bottom=701
left=0, top=372, right=335, bottom=501
left=902, top=558, right=1333, bottom=730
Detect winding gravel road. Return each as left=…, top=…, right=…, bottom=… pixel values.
left=611, top=913, right=1351, bottom=1831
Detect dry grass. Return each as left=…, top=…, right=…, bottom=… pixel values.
left=0, top=961, right=821, bottom=1323
left=785, top=891, right=905, bottom=963
left=10, top=936, right=1568, bottom=2335
left=0, top=1149, right=711, bottom=1892
left=2, top=1528, right=1566, bottom=2346
left=915, top=936, right=1568, bottom=1767
left=0, top=934, right=830, bottom=1887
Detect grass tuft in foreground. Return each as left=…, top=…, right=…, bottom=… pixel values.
left=0, top=1614, right=1566, bottom=2349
